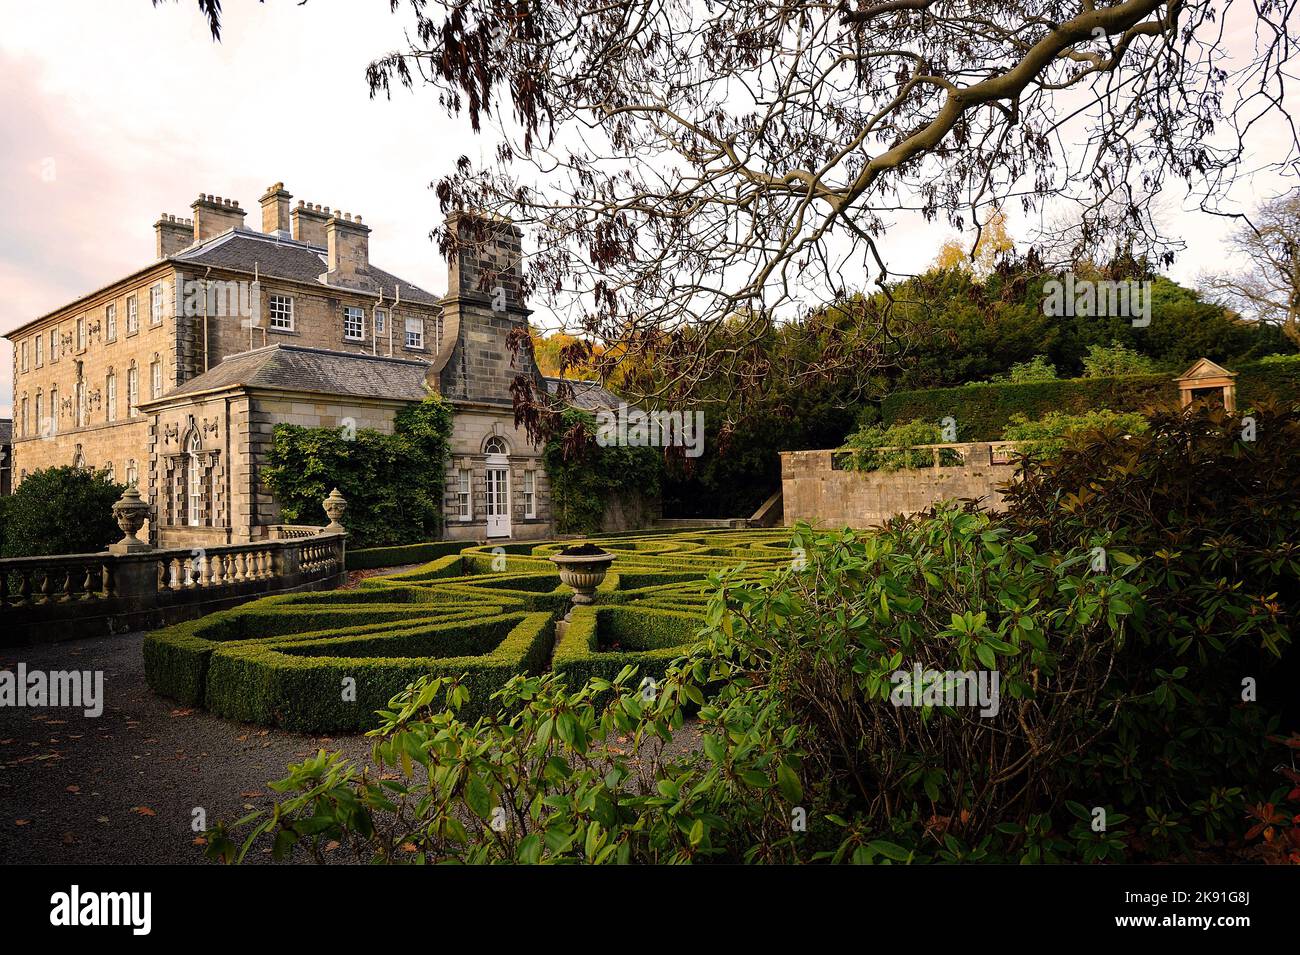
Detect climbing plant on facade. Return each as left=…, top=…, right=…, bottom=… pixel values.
left=262, top=395, right=453, bottom=549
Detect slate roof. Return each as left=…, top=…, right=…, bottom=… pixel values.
left=543, top=376, right=623, bottom=412
left=156, top=345, right=433, bottom=402
left=173, top=229, right=441, bottom=306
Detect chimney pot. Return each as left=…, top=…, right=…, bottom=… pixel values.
left=155, top=213, right=193, bottom=258
left=291, top=200, right=329, bottom=246
left=260, top=182, right=294, bottom=235
left=326, top=210, right=371, bottom=282
left=191, top=192, right=246, bottom=241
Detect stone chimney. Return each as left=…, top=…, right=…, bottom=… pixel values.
left=325, top=212, right=370, bottom=286
left=155, top=214, right=194, bottom=258
left=190, top=194, right=246, bottom=241
left=291, top=201, right=330, bottom=247
left=259, top=182, right=292, bottom=236
left=437, top=211, right=536, bottom=406
left=445, top=210, right=525, bottom=312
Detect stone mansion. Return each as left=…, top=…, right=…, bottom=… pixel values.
left=5, top=183, right=615, bottom=547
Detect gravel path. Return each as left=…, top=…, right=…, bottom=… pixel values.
left=0, top=632, right=373, bottom=864
left=0, top=627, right=702, bottom=864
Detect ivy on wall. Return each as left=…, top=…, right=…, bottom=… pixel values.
left=543, top=409, right=662, bottom=534
left=263, top=395, right=453, bottom=549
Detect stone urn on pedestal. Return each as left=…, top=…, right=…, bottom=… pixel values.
left=322, top=488, right=348, bottom=532
left=549, top=544, right=615, bottom=624
left=109, top=485, right=152, bottom=554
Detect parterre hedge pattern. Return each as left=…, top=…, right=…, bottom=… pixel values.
left=144, top=529, right=795, bottom=732
left=344, top=540, right=469, bottom=571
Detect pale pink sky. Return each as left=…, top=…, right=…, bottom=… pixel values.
left=0, top=0, right=1294, bottom=416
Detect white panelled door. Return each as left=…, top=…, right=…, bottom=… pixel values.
left=485, top=459, right=511, bottom=538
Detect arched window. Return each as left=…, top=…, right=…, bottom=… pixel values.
left=483, top=435, right=509, bottom=456
left=126, top=459, right=138, bottom=487
left=187, top=431, right=203, bottom=527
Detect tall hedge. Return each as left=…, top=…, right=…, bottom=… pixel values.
left=263, top=395, right=453, bottom=548
left=0, top=466, right=125, bottom=558
left=880, top=358, right=1300, bottom=440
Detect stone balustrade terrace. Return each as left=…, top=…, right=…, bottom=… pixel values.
left=0, top=491, right=348, bottom=645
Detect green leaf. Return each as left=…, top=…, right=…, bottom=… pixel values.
left=868, top=840, right=912, bottom=862
left=465, top=773, right=492, bottom=821
left=776, top=762, right=803, bottom=804
left=688, top=819, right=705, bottom=846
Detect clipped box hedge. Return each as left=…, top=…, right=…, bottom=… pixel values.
left=143, top=591, right=503, bottom=709
left=202, top=611, right=553, bottom=732
left=880, top=359, right=1300, bottom=440
left=345, top=539, right=469, bottom=571
left=145, top=528, right=798, bottom=732
left=553, top=605, right=703, bottom=693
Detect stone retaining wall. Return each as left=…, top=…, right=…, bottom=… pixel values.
left=780, top=443, right=1019, bottom=529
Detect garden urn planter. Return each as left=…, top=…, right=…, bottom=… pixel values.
left=109, top=486, right=152, bottom=553
left=549, top=544, right=615, bottom=606
left=322, top=488, right=348, bottom=532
